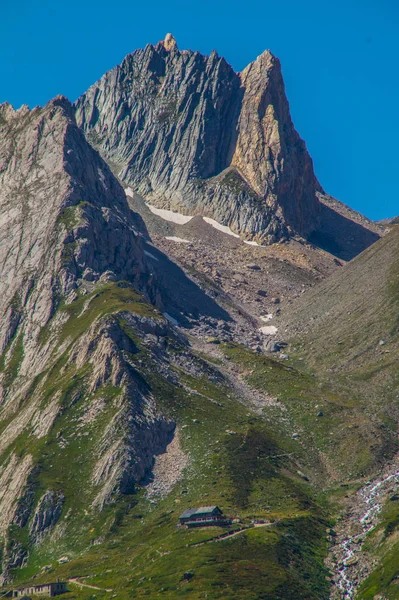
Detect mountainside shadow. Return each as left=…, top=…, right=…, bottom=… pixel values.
left=143, top=242, right=232, bottom=327
left=308, top=203, right=380, bottom=261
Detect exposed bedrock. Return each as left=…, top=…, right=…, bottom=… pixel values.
left=75, top=35, right=381, bottom=256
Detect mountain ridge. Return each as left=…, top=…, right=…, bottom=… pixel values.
left=74, top=34, right=382, bottom=259
left=0, top=95, right=180, bottom=582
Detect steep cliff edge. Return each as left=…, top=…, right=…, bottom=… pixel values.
left=74, top=34, right=381, bottom=257
left=0, top=96, right=156, bottom=361
left=0, top=97, right=179, bottom=581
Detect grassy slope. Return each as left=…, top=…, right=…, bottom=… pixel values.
left=0, top=283, right=342, bottom=600
left=16, top=331, right=391, bottom=600
left=0, top=284, right=159, bottom=574
left=221, top=344, right=391, bottom=482
left=7, top=227, right=399, bottom=598
left=4, top=227, right=399, bottom=600
left=279, top=226, right=399, bottom=599
left=281, top=226, right=399, bottom=405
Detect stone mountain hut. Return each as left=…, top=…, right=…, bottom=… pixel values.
left=179, top=506, right=229, bottom=527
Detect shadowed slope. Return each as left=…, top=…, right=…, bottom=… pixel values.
left=281, top=224, right=399, bottom=379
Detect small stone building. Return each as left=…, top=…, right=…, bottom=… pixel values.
left=179, top=506, right=229, bottom=527
left=9, top=582, right=67, bottom=597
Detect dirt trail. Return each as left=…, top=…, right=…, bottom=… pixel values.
left=191, top=522, right=272, bottom=547
left=69, top=577, right=113, bottom=592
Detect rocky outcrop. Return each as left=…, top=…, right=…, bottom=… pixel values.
left=74, top=35, right=381, bottom=254
left=64, top=312, right=177, bottom=507
left=0, top=454, right=33, bottom=584
left=0, top=454, right=33, bottom=537
left=29, top=491, right=65, bottom=544
left=92, top=408, right=174, bottom=508
left=162, top=33, right=177, bottom=51
left=4, top=541, right=28, bottom=570
left=146, top=427, right=190, bottom=498
left=0, top=96, right=156, bottom=395
left=231, top=50, right=321, bottom=239
left=13, top=488, right=35, bottom=529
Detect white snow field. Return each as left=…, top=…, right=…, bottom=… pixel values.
left=165, top=236, right=191, bottom=244
left=244, top=240, right=261, bottom=246
left=146, top=204, right=193, bottom=224
left=126, top=187, right=193, bottom=224
left=202, top=216, right=240, bottom=238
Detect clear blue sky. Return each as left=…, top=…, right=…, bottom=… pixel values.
left=1, top=0, right=398, bottom=220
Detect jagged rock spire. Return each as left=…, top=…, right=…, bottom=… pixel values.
left=163, top=33, right=177, bottom=51
left=74, top=38, right=380, bottom=253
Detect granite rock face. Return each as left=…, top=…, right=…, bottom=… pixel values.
left=29, top=491, right=65, bottom=544
left=0, top=96, right=155, bottom=367
left=74, top=35, right=380, bottom=253
left=0, top=97, right=176, bottom=579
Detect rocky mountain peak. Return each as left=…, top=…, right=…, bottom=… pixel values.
left=0, top=102, right=30, bottom=121
left=0, top=93, right=156, bottom=359
left=47, top=94, right=75, bottom=116
left=162, top=32, right=177, bottom=51
left=242, top=48, right=279, bottom=81
left=74, top=38, right=381, bottom=257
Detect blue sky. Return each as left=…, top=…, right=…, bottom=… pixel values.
left=1, top=0, right=398, bottom=220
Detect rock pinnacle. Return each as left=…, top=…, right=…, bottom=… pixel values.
left=163, top=33, right=177, bottom=51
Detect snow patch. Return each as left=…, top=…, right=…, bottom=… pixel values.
left=124, top=191, right=246, bottom=243
left=259, top=325, right=278, bottom=335
left=124, top=191, right=248, bottom=244
left=163, top=312, right=179, bottom=326
left=203, top=217, right=240, bottom=238
left=144, top=250, right=159, bottom=261
left=146, top=203, right=193, bottom=225
left=165, top=236, right=191, bottom=244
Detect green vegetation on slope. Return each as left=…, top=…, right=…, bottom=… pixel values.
left=221, top=343, right=393, bottom=480
left=0, top=287, right=336, bottom=599
left=273, top=225, right=399, bottom=599
left=281, top=227, right=399, bottom=455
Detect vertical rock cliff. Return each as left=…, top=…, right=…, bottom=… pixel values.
left=74, top=35, right=323, bottom=244
left=0, top=96, right=154, bottom=361
left=74, top=34, right=381, bottom=255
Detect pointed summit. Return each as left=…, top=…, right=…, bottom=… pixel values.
left=163, top=33, right=177, bottom=51
left=75, top=36, right=382, bottom=255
